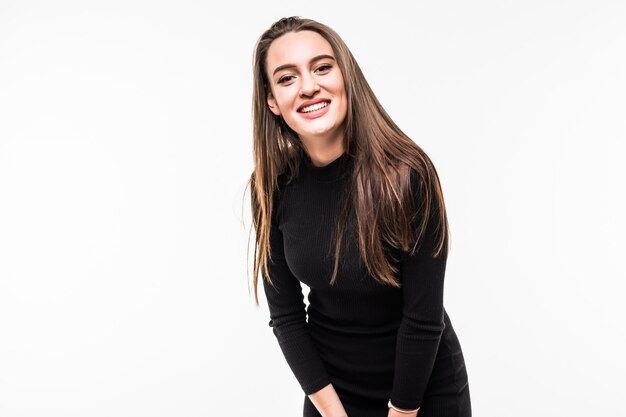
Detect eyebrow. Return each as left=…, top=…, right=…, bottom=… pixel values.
left=272, top=54, right=336, bottom=77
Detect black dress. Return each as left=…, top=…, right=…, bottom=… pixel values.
left=262, top=151, right=471, bottom=416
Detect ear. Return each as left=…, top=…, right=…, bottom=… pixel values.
left=266, top=90, right=281, bottom=116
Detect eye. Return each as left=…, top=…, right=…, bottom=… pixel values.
left=316, top=64, right=332, bottom=72
left=276, top=64, right=333, bottom=85
left=277, top=75, right=294, bottom=84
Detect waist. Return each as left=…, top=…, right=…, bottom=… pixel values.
left=307, top=307, right=401, bottom=336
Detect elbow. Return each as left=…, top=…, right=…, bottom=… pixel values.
left=397, top=312, right=445, bottom=342
left=268, top=309, right=308, bottom=337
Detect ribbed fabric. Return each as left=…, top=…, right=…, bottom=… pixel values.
left=262, top=151, right=471, bottom=416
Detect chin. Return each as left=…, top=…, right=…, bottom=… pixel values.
left=306, top=125, right=336, bottom=136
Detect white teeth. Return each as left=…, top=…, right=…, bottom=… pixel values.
left=300, top=101, right=330, bottom=113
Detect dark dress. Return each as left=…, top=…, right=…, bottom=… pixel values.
left=262, top=151, right=471, bottom=416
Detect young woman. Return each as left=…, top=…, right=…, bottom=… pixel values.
left=248, top=16, right=472, bottom=417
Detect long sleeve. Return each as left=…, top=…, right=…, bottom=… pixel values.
left=262, top=188, right=332, bottom=395
left=389, top=177, right=449, bottom=410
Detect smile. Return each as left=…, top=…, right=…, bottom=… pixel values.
left=297, top=100, right=331, bottom=120
left=298, top=100, right=330, bottom=113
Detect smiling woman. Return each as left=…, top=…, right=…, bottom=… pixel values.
left=248, top=16, right=472, bottom=417
left=265, top=31, right=348, bottom=149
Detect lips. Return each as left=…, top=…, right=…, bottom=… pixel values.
left=297, top=98, right=331, bottom=112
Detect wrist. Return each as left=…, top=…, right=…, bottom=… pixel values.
left=309, top=383, right=347, bottom=417
left=388, top=399, right=420, bottom=414
left=319, top=400, right=347, bottom=417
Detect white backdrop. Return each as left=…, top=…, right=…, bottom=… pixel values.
left=0, top=1, right=624, bottom=416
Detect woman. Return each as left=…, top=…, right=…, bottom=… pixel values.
left=249, top=16, right=472, bottom=417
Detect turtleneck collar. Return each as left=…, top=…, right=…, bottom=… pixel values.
left=302, top=150, right=352, bottom=182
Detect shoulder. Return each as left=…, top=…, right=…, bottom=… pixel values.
left=275, top=168, right=295, bottom=201
left=276, top=169, right=292, bottom=191
left=402, top=157, right=446, bottom=230
left=403, top=150, right=443, bottom=197
left=272, top=166, right=298, bottom=223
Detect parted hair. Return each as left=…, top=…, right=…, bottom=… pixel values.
left=247, top=16, right=450, bottom=306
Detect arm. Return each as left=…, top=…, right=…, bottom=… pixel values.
left=262, top=187, right=341, bottom=413
left=308, top=383, right=349, bottom=417
left=388, top=176, right=448, bottom=412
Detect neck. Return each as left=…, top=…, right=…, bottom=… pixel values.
left=301, top=139, right=345, bottom=167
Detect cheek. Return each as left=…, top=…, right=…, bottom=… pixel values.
left=276, top=91, right=297, bottom=111
left=331, top=81, right=346, bottom=101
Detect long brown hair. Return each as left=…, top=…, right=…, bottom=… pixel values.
left=247, top=16, right=450, bottom=306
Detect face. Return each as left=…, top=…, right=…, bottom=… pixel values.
left=265, top=30, right=348, bottom=147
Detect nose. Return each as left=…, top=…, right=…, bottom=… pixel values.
left=299, top=72, right=320, bottom=97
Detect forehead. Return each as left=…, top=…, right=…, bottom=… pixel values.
left=266, top=30, right=334, bottom=73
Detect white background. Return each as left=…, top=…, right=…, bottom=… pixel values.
left=1, top=1, right=624, bottom=416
